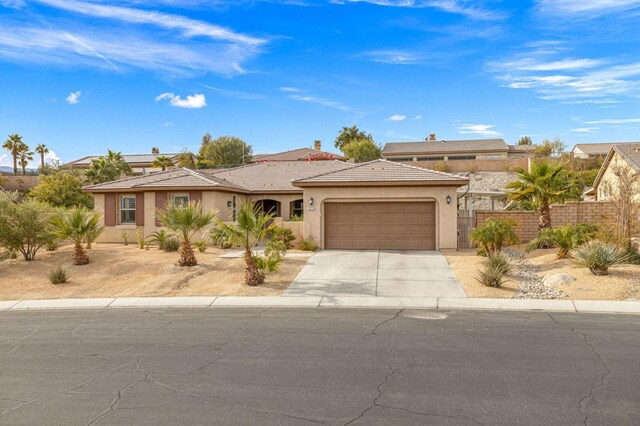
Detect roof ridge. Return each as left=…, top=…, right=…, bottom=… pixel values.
left=84, top=168, right=184, bottom=189
left=380, top=159, right=468, bottom=180
left=288, top=160, right=355, bottom=182
left=185, top=168, right=248, bottom=190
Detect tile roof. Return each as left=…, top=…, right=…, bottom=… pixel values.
left=65, top=153, right=183, bottom=167
left=83, top=168, right=245, bottom=192
left=210, top=160, right=353, bottom=192
left=0, top=175, right=40, bottom=191
left=573, top=142, right=640, bottom=156
left=382, top=139, right=508, bottom=156
left=293, top=159, right=469, bottom=185
left=613, top=143, right=640, bottom=171
left=251, top=148, right=344, bottom=162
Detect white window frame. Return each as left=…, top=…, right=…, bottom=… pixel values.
left=119, top=194, right=136, bottom=224
left=171, top=192, right=190, bottom=207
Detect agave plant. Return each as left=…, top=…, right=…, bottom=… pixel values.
left=50, top=207, right=104, bottom=265
left=213, top=202, right=276, bottom=286
left=526, top=223, right=598, bottom=259
left=156, top=202, right=216, bottom=266
left=573, top=242, right=631, bottom=276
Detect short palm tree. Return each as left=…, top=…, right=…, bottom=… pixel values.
left=152, top=155, right=174, bottom=171
left=35, top=144, right=49, bottom=171
left=526, top=223, right=598, bottom=259
left=3, top=134, right=28, bottom=176
left=506, top=160, right=579, bottom=230
left=213, top=202, right=276, bottom=286
left=50, top=208, right=104, bottom=265
left=156, top=202, right=216, bottom=266
left=470, top=218, right=519, bottom=257
left=19, top=151, right=33, bottom=175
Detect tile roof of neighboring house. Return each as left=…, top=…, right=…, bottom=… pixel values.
left=508, top=144, right=536, bottom=152
left=0, top=175, right=40, bottom=191
left=251, top=148, right=344, bottom=162
left=457, top=171, right=518, bottom=193
left=64, top=153, right=184, bottom=167
left=209, top=160, right=353, bottom=192
left=591, top=143, right=640, bottom=191
left=382, top=139, right=508, bottom=156
left=293, top=159, right=469, bottom=186
left=83, top=168, right=245, bottom=192
left=572, top=142, right=640, bottom=156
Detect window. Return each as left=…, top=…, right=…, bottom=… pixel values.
left=291, top=199, right=304, bottom=219
left=416, top=156, right=445, bottom=161
left=171, top=193, right=189, bottom=206
left=448, top=155, right=476, bottom=160
left=119, top=194, right=136, bottom=224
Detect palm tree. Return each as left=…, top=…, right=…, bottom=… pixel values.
left=105, top=150, right=133, bottom=176
left=19, top=151, right=33, bottom=175
left=213, top=202, right=276, bottom=286
left=86, top=150, right=134, bottom=184
left=156, top=202, right=216, bottom=266
left=2, top=134, right=28, bottom=176
left=50, top=208, right=104, bottom=265
left=152, top=155, right=174, bottom=171
left=506, top=160, right=579, bottom=230
left=34, top=144, right=49, bottom=171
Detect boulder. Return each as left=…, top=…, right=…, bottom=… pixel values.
left=542, top=274, right=576, bottom=286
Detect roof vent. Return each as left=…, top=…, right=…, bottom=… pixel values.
left=427, top=133, right=437, bottom=141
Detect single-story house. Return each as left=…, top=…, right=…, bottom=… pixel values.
left=63, top=151, right=195, bottom=174
left=0, top=175, right=40, bottom=192
left=84, top=159, right=468, bottom=250
left=572, top=142, right=640, bottom=159
left=251, top=140, right=344, bottom=162
left=588, top=143, right=640, bottom=201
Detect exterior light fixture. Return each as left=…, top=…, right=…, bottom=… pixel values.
left=308, top=197, right=314, bottom=206
left=227, top=200, right=233, bottom=208
left=446, top=195, right=452, bottom=204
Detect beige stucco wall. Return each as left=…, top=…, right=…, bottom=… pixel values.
left=596, top=153, right=640, bottom=202
left=300, top=185, right=460, bottom=250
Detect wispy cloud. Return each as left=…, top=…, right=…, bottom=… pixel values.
left=583, top=118, right=640, bottom=124
left=414, top=115, right=422, bottom=120
left=202, top=85, right=265, bottom=100
left=279, top=87, right=359, bottom=113
left=335, top=0, right=506, bottom=20
left=571, top=127, right=598, bottom=133
left=361, top=50, right=423, bottom=64
left=457, top=123, right=501, bottom=137
left=537, top=0, right=640, bottom=16
left=65, top=90, right=81, bottom=104
left=155, top=92, right=207, bottom=108
left=387, top=114, right=407, bottom=121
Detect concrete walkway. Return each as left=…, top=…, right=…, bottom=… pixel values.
left=285, top=250, right=467, bottom=298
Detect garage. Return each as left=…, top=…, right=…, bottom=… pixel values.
left=324, top=201, right=436, bottom=250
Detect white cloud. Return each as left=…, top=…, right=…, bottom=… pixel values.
left=65, top=90, right=81, bottom=104
left=498, top=57, right=602, bottom=72
left=279, top=86, right=301, bottom=93
left=583, top=118, right=640, bottom=124
left=387, top=114, right=407, bottom=121
left=279, top=87, right=358, bottom=113
left=457, top=123, right=501, bottom=137
left=414, top=115, right=422, bottom=119
left=571, top=127, right=598, bottom=133
left=362, top=50, right=422, bottom=64
left=155, top=92, right=207, bottom=108
left=336, top=0, right=506, bottom=20
left=537, top=0, right=640, bottom=16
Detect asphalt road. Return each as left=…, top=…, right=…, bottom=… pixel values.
left=1, top=308, right=639, bottom=425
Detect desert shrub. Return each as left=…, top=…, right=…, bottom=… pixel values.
left=121, top=232, right=129, bottom=246
left=147, top=229, right=173, bottom=250
left=289, top=214, right=303, bottom=222
left=45, top=236, right=60, bottom=251
left=268, top=226, right=296, bottom=248
left=194, top=240, right=208, bottom=253
left=163, top=237, right=180, bottom=252
left=432, top=161, right=452, bottom=173
left=298, top=236, right=318, bottom=252
left=475, top=254, right=510, bottom=287
left=254, top=254, right=283, bottom=272
left=623, top=243, right=640, bottom=265
left=210, top=226, right=233, bottom=249
left=470, top=219, right=519, bottom=257
left=573, top=242, right=631, bottom=276
left=136, top=229, right=145, bottom=249
left=9, top=249, right=17, bottom=259
left=526, top=223, right=598, bottom=259
left=48, top=266, right=69, bottom=284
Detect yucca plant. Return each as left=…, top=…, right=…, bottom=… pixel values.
left=48, top=266, right=69, bottom=284
left=156, top=202, right=216, bottom=266
left=213, top=202, right=276, bottom=286
left=475, top=254, right=511, bottom=287
left=470, top=219, right=519, bottom=258
left=163, top=237, right=180, bottom=252
left=193, top=240, right=208, bottom=253
left=573, top=242, right=631, bottom=276
left=50, top=208, right=104, bottom=265
left=526, top=223, right=598, bottom=259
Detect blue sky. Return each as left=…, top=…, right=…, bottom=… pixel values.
left=1, top=0, right=640, bottom=166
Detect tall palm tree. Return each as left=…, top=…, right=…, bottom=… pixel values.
left=86, top=150, right=134, bottom=184
left=2, top=134, right=27, bottom=176
left=19, top=151, right=33, bottom=175
left=34, top=144, right=49, bottom=171
left=50, top=208, right=104, bottom=265
left=213, top=202, right=276, bottom=286
left=105, top=150, right=133, bottom=176
left=156, top=201, right=216, bottom=266
left=152, top=155, right=174, bottom=171
left=506, top=160, right=580, bottom=230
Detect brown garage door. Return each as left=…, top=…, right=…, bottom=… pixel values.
left=324, top=202, right=436, bottom=250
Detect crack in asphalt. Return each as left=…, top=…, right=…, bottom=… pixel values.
left=243, top=308, right=271, bottom=333
left=547, top=313, right=611, bottom=425
left=377, top=404, right=484, bottom=424
left=344, top=366, right=396, bottom=425
left=0, top=325, right=39, bottom=357
left=345, top=309, right=404, bottom=358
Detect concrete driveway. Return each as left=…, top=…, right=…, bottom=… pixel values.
left=285, top=250, right=467, bottom=298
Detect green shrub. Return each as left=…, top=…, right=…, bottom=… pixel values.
left=147, top=229, right=172, bottom=250
left=526, top=223, right=598, bottom=259
left=470, top=219, right=519, bottom=257
left=45, top=237, right=60, bottom=251
left=193, top=240, right=208, bottom=253
left=254, top=254, right=283, bottom=272
left=289, top=215, right=303, bottom=222
left=121, top=232, right=129, bottom=246
left=298, top=237, right=318, bottom=252
left=269, top=226, right=296, bottom=248
left=475, top=254, right=510, bottom=287
left=210, top=226, right=233, bottom=249
left=623, top=243, right=640, bottom=265
left=136, top=229, right=145, bottom=249
left=163, top=237, right=180, bottom=252
left=48, top=266, right=69, bottom=284
left=573, top=242, right=631, bottom=276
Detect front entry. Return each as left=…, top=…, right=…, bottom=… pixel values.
left=324, top=201, right=436, bottom=250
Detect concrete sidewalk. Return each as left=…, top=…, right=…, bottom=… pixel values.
left=2, top=296, right=640, bottom=314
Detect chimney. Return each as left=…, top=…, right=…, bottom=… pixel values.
left=314, top=140, right=321, bottom=151
left=151, top=147, right=160, bottom=154
left=428, top=133, right=436, bottom=141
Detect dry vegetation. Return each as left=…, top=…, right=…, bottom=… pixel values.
left=0, top=244, right=311, bottom=300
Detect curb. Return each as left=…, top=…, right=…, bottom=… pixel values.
left=1, top=296, right=640, bottom=315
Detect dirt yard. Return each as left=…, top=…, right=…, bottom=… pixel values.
left=444, top=246, right=640, bottom=300
left=0, top=244, right=311, bottom=300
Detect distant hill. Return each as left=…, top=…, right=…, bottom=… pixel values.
left=1, top=166, right=38, bottom=175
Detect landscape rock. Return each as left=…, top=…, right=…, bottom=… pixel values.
left=503, top=248, right=569, bottom=300
left=542, top=274, right=576, bottom=286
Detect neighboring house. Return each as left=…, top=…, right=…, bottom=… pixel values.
left=572, top=142, right=640, bottom=159
left=63, top=151, right=194, bottom=174
left=457, top=171, right=517, bottom=214
left=84, top=159, right=468, bottom=250
left=382, top=136, right=530, bottom=162
left=588, top=143, right=640, bottom=201
left=0, top=175, right=40, bottom=193
left=251, top=141, right=344, bottom=162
